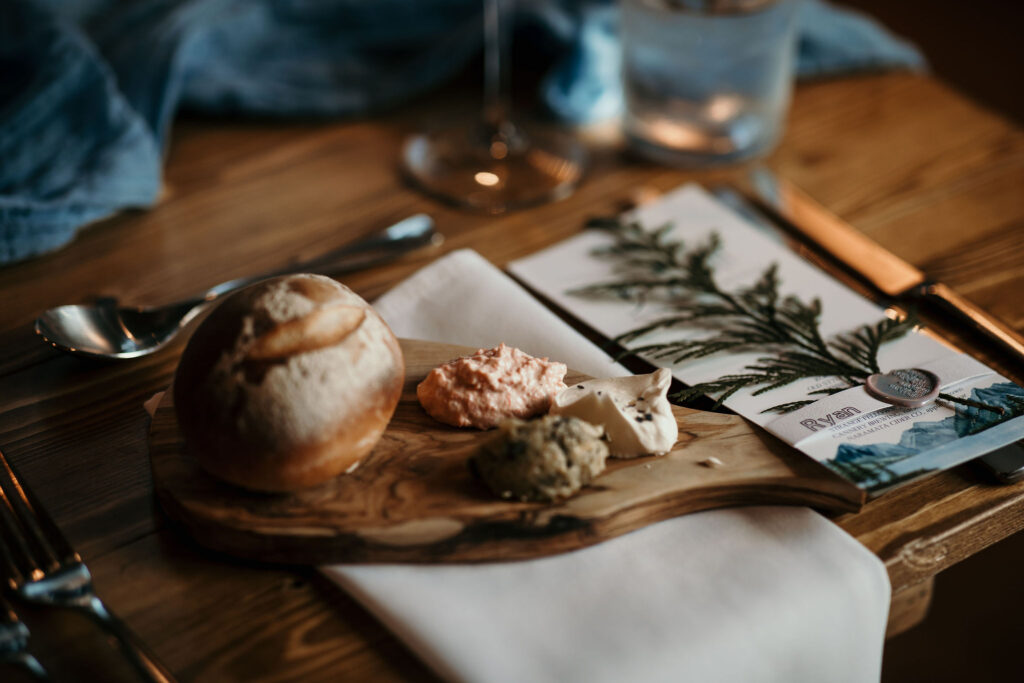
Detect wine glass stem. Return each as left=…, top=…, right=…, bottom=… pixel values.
left=483, top=0, right=512, bottom=137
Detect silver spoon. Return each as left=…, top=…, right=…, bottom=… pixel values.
left=35, top=214, right=441, bottom=360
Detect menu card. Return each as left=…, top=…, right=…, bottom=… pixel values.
left=509, top=184, right=1024, bottom=494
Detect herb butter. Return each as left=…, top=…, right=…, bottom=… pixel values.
left=470, top=416, right=608, bottom=502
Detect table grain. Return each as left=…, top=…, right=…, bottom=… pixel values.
left=1, top=72, right=1022, bottom=680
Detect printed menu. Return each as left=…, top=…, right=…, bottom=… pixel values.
left=509, top=184, right=1024, bottom=493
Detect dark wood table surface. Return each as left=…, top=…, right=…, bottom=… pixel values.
left=1, top=71, right=1022, bottom=680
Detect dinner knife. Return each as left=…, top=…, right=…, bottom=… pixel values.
left=744, top=169, right=1024, bottom=365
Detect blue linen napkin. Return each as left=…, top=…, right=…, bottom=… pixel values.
left=0, top=0, right=924, bottom=265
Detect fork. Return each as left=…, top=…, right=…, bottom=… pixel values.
left=0, top=449, right=175, bottom=682
left=1, top=594, right=47, bottom=679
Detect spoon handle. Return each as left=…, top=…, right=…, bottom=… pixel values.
left=199, top=214, right=438, bottom=303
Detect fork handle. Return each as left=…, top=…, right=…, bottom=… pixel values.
left=86, top=601, right=176, bottom=683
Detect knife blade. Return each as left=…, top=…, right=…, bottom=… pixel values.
left=744, top=169, right=1024, bottom=365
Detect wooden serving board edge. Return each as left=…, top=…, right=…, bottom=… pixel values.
left=149, top=339, right=864, bottom=564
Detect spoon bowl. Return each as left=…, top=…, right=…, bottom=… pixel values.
left=36, top=297, right=207, bottom=359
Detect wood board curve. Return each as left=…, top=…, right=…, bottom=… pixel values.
left=149, top=338, right=863, bottom=564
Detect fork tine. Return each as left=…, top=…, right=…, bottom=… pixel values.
left=0, top=479, right=40, bottom=586
left=0, top=452, right=77, bottom=585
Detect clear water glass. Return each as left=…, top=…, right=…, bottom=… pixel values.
left=621, top=0, right=801, bottom=166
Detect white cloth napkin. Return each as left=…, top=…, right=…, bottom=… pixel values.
left=321, top=249, right=890, bottom=683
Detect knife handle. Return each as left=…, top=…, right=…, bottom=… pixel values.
left=921, top=282, right=1024, bottom=363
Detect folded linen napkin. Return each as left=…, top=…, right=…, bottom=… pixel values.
left=321, top=248, right=890, bottom=683
left=2, top=0, right=924, bottom=265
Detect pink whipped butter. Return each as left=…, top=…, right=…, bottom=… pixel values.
left=417, top=344, right=568, bottom=429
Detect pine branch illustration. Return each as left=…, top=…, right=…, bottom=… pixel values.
left=829, top=316, right=916, bottom=375
left=572, top=217, right=917, bottom=412
left=937, top=393, right=1004, bottom=415
left=761, top=400, right=818, bottom=414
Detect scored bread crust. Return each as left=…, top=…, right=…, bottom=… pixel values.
left=173, top=274, right=404, bottom=492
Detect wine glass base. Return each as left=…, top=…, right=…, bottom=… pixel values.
left=402, top=125, right=586, bottom=214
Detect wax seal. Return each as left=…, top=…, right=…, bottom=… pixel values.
left=864, top=368, right=941, bottom=408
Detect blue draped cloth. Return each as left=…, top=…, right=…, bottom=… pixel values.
left=0, top=0, right=924, bottom=265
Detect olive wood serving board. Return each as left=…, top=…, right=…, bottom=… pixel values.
left=149, top=339, right=864, bottom=564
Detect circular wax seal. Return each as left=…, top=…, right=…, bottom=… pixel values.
left=864, top=368, right=941, bottom=408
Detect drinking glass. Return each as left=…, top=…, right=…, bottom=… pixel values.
left=402, top=0, right=587, bottom=213
left=621, top=0, right=801, bottom=166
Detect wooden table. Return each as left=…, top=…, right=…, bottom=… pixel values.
left=1, top=72, right=1022, bottom=680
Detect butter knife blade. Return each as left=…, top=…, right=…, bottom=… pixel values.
left=745, top=170, right=1024, bottom=364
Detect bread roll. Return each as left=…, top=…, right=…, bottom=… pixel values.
left=173, top=274, right=404, bottom=492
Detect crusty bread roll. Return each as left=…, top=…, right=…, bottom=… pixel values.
left=173, top=274, right=404, bottom=492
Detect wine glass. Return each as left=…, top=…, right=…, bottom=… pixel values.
left=402, top=0, right=587, bottom=214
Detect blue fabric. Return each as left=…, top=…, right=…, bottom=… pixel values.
left=0, top=0, right=924, bottom=265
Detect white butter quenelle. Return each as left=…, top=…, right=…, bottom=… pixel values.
left=550, top=368, right=679, bottom=458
